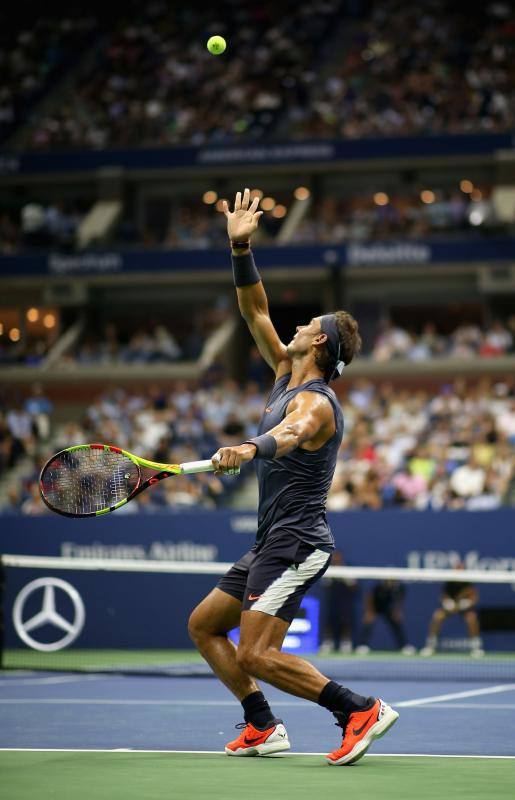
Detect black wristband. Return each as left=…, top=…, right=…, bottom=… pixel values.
left=231, top=241, right=250, bottom=249
left=232, top=251, right=261, bottom=288
left=244, top=433, right=277, bottom=460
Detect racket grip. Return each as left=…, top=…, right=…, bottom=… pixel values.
left=180, top=459, right=240, bottom=476
left=180, top=460, right=215, bottom=474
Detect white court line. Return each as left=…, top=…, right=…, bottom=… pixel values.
left=2, top=698, right=515, bottom=711
left=0, top=675, right=103, bottom=686
left=0, top=671, right=33, bottom=677
left=395, top=683, right=515, bottom=707
left=0, top=748, right=513, bottom=760
left=2, top=686, right=514, bottom=709
left=397, top=702, right=515, bottom=710
left=0, top=698, right=309, bottom=706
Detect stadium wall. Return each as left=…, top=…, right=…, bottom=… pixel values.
left=1, top=510, right=514, bottom=651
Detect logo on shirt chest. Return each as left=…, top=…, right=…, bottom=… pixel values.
left=265, top=406, right=273, bottom=413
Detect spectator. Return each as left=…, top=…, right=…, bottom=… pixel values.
left=355, top=579, right=415, bottom=655
left=319, top=551, right=358, bottom=654
left=326, top=474, right=353, bottom=511
left=6, top=404, right=34, bottom=452
left=21, top=203, right=48, bottom=248
left=479, top=320, right=513, bottom=357
left=372, top=321, right=412, bottom=361
left=44, top=200, right=79, bottom=250
left=420, top=567, right=484, bottom=656
left=450, top=455, right=487, bottom=500
left=20, top=483, right=48, bottom=515
left=24, top=383, right=53, bottom=440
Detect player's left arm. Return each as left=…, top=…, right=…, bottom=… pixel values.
left=212, top=391, right=335, bottom=473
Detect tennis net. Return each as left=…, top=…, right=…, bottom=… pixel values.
left=1, top=554, right=514, bottom=681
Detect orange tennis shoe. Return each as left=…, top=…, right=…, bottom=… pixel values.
left=326, top=699, right=399, bottom=766
left=225, top=720, right=290, bottom=757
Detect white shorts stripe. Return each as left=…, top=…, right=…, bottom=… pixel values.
left=249, top=548, right=330, bottom=617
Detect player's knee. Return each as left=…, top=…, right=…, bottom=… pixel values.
left=236, top=644, right=265, bottom=676
left=236, top=644, right=254, bottom=674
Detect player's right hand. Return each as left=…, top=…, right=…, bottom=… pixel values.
left=223, top=188, right=263, bottom=242
left=211, top=443, right=256, bottom=475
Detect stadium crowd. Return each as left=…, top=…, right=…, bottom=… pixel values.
left=10, top=1, right=513, bottom=151
left=0, top=201, right=83, bottom=254
left=328, top=377, right=515, bottom=511
left=21, top=0, right=339, bottom=150
left=0, top=379, right=263, bottom=513
left=0, top=384, right=52, bottom=484
left=370, top=319, right=514, bottom=361
left=67, top=322, right=201, bottom=366
left=138, top=185, right=502, bottom=249
left=292, top=187, right=499, bottom=244
left=1, top=375, right=513, bottom=514
left=287, top=0, right=515, bottom=140
left=1, top=183, right=501, bottom=257
left=1, top=316, right=514, bottom=367
left=0, top=298, right=231, bottom=366
left=0, top=12, right=97, bottom=142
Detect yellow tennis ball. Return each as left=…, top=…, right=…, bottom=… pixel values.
left=207, top=35, right=226, bottom=55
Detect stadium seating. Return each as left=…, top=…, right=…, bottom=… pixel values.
left=6, top=1, right=513, bottom=151
left=0, top=12, right=98, bottom=144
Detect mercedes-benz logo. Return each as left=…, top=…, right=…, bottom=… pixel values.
left=12, top=577, right=86, bottom=652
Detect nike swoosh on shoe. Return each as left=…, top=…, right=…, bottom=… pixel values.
left=352, top=714, right=374, bottom=736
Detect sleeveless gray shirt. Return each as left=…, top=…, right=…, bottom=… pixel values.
left=253, top=373, right=344, bottom=550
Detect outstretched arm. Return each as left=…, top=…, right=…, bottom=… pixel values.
left=223, top=188, right=291, bottom=377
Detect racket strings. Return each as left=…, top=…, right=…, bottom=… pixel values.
left=41, top=449, right=140, bottom=515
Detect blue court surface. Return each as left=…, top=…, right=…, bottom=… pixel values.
left=1, top=672, right=514, bottom=757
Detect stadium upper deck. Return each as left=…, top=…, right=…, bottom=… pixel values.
left=1, top=1, right=513, bottom=152
left=0, top=2, right=514, bottom=389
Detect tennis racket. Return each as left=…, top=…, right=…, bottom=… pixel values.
left=39, top=443, right=234, bottom=518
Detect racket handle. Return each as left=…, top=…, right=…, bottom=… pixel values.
left=180, top=459, right=215, bottom=474
left=179, top=459, right=240, bottom=476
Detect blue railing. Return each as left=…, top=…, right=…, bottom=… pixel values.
left=1, top=237, right=514, bottom=277
left=1, top=132, right=513, bottom=175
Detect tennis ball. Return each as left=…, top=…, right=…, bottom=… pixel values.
left=207, top=35, right=226, bottom=55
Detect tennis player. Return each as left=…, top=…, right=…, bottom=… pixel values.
left=188, top=188, right=399, bottom=765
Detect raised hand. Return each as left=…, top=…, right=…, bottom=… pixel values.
left=222, top=187, right=263, bottom=242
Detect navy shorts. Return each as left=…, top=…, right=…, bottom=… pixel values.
left=217, top=532, right=332, bottom=623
